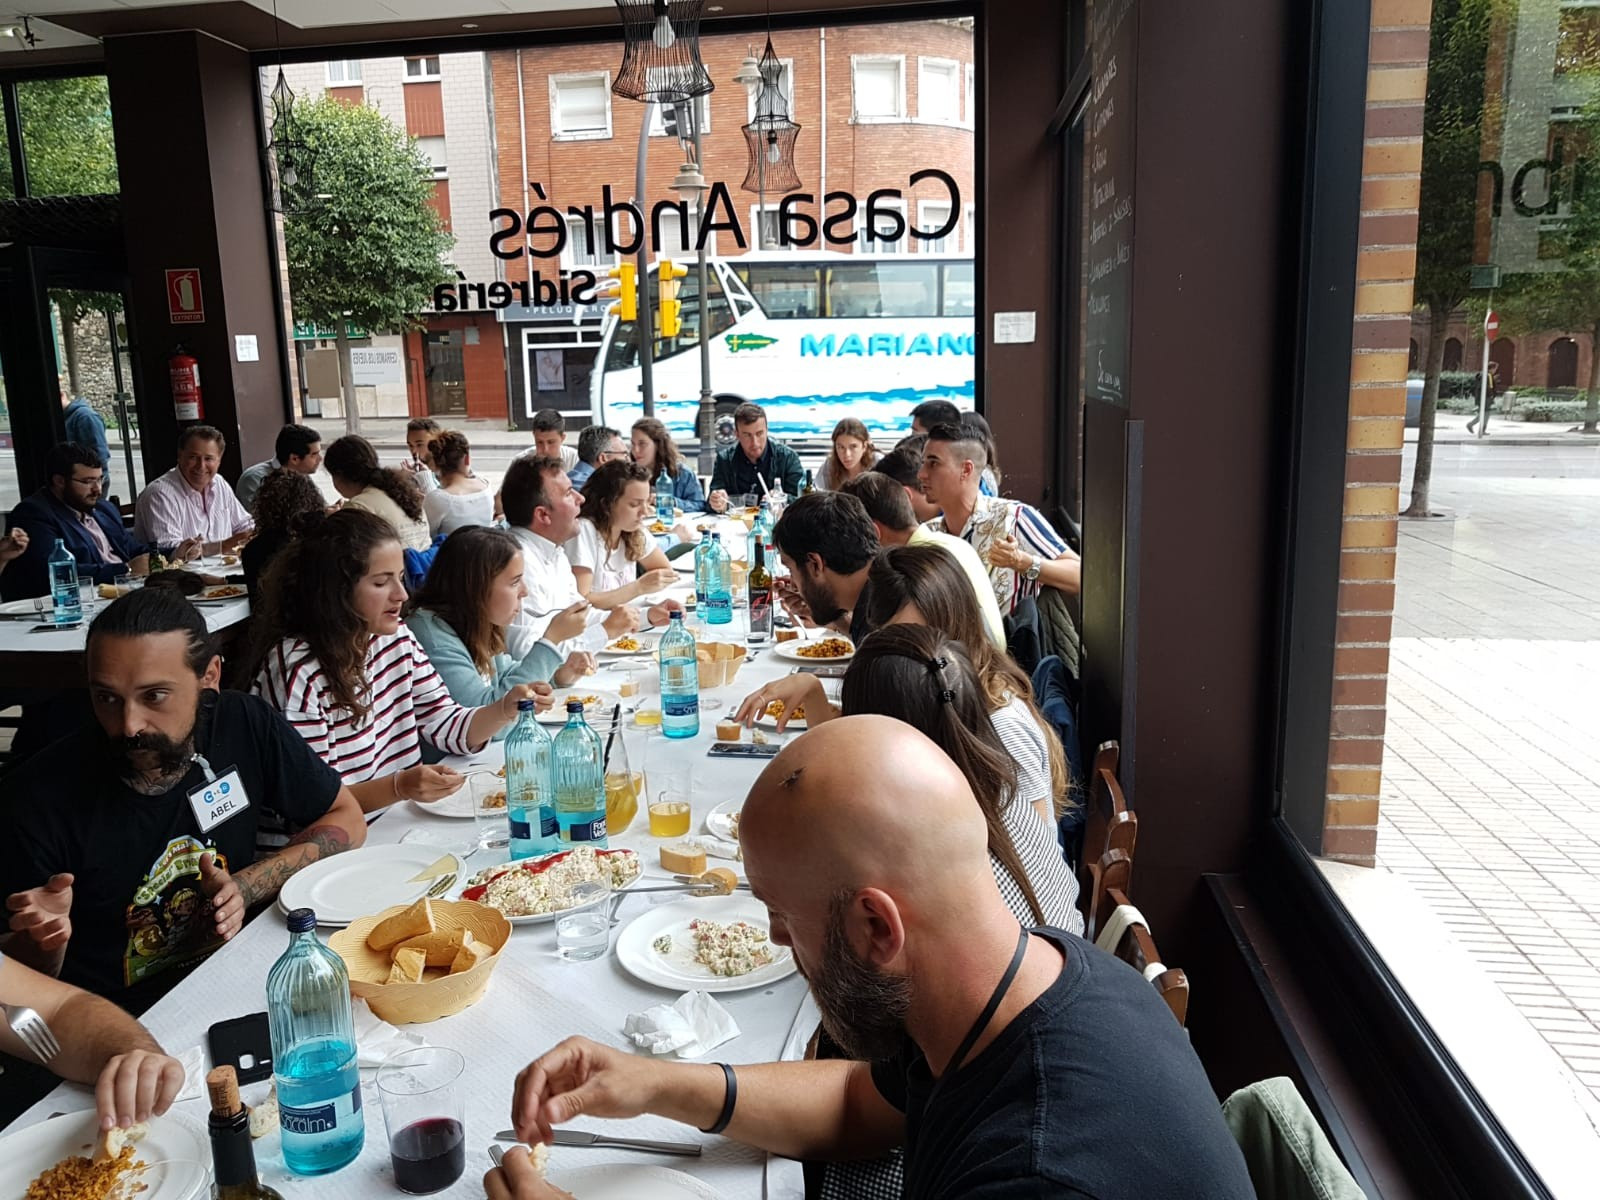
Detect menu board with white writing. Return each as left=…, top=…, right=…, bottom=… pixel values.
left=1085, top=0, right=1137, bottom=407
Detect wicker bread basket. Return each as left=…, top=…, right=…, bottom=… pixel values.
left=328, top=900, right=511, bottom=1024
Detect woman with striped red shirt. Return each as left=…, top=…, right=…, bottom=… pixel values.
left=250, top=508, right=540, bottom=818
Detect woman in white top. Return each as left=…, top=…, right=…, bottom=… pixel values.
left=421, top=429, right=494, bottom=536
left=566, top=459, right=678, bottom=608
left=324, top=435, right=432, bottom=552
left=813, top=417, right=878, bottom=491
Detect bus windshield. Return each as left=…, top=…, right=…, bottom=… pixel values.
left=732, top=259, right=974, bottom=319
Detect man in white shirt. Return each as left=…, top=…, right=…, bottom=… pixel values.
left=839, top=473, right=1006, bottom=648
left=132, top=426, right=254, bottom=554
left=236, top=423, right=323, bottom=512
left=499, top=457, right=681, bottom=655
left=533, top=408, right=579, bottom=472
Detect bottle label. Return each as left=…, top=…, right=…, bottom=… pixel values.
left=508, top=816, right=531, bottom=840
left=281, top=1085, right=362, bottom=1135
left=706, top=597, right=731, bottom=621
left=540, top=809, right=559, bottom=837
left=663, top=693, right=699, bottom=719
left=749, top=586, right=772, bottom=631
left=568, top=816, right=607, bottom=843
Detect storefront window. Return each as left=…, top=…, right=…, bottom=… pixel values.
left=16, top=75, right=117, bottom=196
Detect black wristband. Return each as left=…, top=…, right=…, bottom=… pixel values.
left=701, top=1062, right=737, bottom=1135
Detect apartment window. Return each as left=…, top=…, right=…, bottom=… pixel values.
left=748, top=58, right=796, bottom=122
left=918, top=58, right=961, bottom=124
left=963, top=202, right=976, bottom=254
left=852, top=56, right=905, bottom=121
left=326, top=60, right=363, bottom=86
left=650, top=91, right=712, bottom=137
left=550, top=72, right=612, bottom=139
left=965, top=63, right=976, bottom=125
left=858, top=198, right=908, bottom=254
left=916, top=200, right=954, bottom=253
left=404, top=56, right=441, bottom=81
left=565, top=215, right=613, bottom=269
left=415, top=136, right=447, bottom=176
left=749, top=205, right=783, bottom=249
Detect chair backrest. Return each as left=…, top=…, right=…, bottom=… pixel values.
left=1079, top=765, right=1137, bottom=907
left=1104, top=886, right=1188, bottom=1026
left=1091, top=739, right=1119, bottom=781
left=1222, top=1077, right=1369, bottom=1200
left=1083, top=847, right=1133, bottom=942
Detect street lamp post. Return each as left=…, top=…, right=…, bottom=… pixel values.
left=670, top=113, right=714, bottom=475
left=733, top=49, right=766, bottom=250
left=635, top=100, right=657, bottom=415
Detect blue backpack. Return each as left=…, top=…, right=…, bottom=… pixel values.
left=403, top=534, right=447, bottom=592
left=1031, top=654, right=1086, bottom=868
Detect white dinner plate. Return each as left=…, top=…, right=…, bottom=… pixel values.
left=754, top=707, right=809, bottom=730
left=409, top=782, right=480, bottom=820
left=551, top=1164, right=725, bottom=1200
left=705, top=798, right=742, bottom=842
left=0, top=1111, right=210, bottom=1199
left=458, top=848, right=642, bottom=924
left=0, top=597, right=48, bottom=619
left=536, top=688, right=625, bottom=725
left=191, top=586, right=248, bottom=604
left=276, top=844, right=462, bottom=926
left=598, top=633, right=660, bottom=658
left=770, top=638, right=854, bottom=663
left=615, top=896, right=794, bottom=993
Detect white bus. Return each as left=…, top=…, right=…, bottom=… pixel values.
left=590, top=250, right=975, bottom=443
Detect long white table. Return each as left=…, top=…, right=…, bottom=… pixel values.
left=14, top=592, right=823, bottom=1199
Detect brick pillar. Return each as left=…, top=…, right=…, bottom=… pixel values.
left=1323, top=0, right=1431, bottom=866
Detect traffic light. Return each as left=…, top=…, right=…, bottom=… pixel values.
left=598, top=262, right=637, bottom=322
left=658, top=258, right=689, bottom=340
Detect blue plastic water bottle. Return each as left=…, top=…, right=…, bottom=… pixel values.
left=656, top=465, right=675, bottom=522
left=267, top=909, right=364, bottom=1176
left=552, top=701, right=608, bottom=846
left=505, top=699, right=557, bottom=860
left=48, top=539, right=82, bottom=626
left=659, top=612, right=701, bottom=739
left=693, top=531, right=712, bottom=610
left=706, top=533, right=733, bottom=626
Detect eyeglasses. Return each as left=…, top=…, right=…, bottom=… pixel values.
left=599, top=448, right=629, bottom=461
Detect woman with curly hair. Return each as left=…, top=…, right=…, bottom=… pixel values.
left=250, top=509, right=536, bottom=824
left=813, top=417, right=877, bottom=491
left=242, top=468, right=326, bottom=592
left=421, top=430, right=493, bottom=536
left=567, top=459, right=679, bottom=609
left=629, top=417, right=706, bottom=512
left=324, top=434, right=431, bottom=551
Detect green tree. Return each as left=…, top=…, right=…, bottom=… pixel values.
left=1495, top=77, right=1600, bottom=435
left=1408, top=0, right=1500, bottom=517
left=280, top=94, right=454, bottom=433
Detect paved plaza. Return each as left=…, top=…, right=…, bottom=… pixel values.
left=1379, top=419, right=1600, bottom=1107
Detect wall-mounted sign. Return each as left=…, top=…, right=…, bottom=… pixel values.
left=349, top=346, right=405, bottom=387
left=1085, top=0, right=1137, bottom=408
left=292, top=319, right=367, bottom=341
left=165, top=269, right=204, bottom=324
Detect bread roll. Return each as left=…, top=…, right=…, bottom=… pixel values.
left=367, top=898, right=435, bottom=951
left=448, top=938, right=493, bottom=975
left=395, top=926, right=470, bottom=968
left=94, top=1121, right=148, bottom=1162
left=387, top=946, right=427, bottom=984
left=661, top=841, right=707, bottom=875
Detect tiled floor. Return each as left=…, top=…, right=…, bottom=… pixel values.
left=1380, top=438, right=1600, bottom=1105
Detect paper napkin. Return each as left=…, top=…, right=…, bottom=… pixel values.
left=623, top=990, right=740, bottom=1058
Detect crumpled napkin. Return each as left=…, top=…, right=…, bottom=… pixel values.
left=623, top=990, right=740, bottom=1058
left=352, top=998, right=424, bottom=1069
left=173, top=1044, right=209, bottom=1103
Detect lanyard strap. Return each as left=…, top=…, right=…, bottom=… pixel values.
left=940, top=926, right=1031, bottom=1085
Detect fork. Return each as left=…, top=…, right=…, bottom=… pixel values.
left=2, top=1002, right=60, bottom=1063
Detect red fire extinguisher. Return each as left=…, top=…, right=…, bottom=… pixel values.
left=169, top=346, right=203, bottom=422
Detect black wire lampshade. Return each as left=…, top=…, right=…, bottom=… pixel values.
left=264, top=69, right=319, bottom=215
left=741, top=39, right=802, bottom=194
left=612, top=0, right=715, bottom=104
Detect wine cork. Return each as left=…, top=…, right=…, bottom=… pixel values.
left=207, top=1065, right=241, bottom=1117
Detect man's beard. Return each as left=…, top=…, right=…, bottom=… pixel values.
left=799, top=575, right=844, bottom=627
left=107, top=706, right=199, bottom=792
left=809, top=892, right=913, bottom=1061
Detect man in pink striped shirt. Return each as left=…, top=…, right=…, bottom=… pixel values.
left=133, top=426, right=254, bottom=554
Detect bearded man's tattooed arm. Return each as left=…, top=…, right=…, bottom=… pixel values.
left=234, top=786, right=368, bottom=909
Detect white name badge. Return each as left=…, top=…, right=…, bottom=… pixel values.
left=188, top=768, right=251, bottom=834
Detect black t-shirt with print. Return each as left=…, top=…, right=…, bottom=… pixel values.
left=0, top=690, right=342, bottom=1013
left=871, top=929, right=1256, bottom=1200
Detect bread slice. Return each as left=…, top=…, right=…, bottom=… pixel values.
left=448, top=938, right=493, bottom=975
left=94, top=1120, right=148, bottom=1162
left=386, top=946, right=427, bottom=984
left=367, top=898, right=435, bottom=952
left=395, top=926, right=470, bottom=968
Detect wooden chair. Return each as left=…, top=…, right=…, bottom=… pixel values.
left=1083, top=846, right=1132, bottom=942
left=1078, top=765, right=1137, bottom=925
left=1103, top=885, right=1189, bottom=1027
left=1090, top=739, right=1119, bottom=781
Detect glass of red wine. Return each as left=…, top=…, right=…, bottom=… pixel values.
left=377, top=1047, right=467, bottom=1194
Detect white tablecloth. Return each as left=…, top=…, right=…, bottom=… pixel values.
left=0, top=594, right=249, bottom=656
left=14, top=595, right=821, bottom=1200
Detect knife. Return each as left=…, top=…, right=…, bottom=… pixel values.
left=406, top=855, right=459, bottom=883
left=495, top=1129, right=702, bottom=1157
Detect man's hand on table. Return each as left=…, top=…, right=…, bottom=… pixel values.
left=198, top=853, right=245, bottom=941
left=602, top=606, right=640, bottom=640
left=553, top=652, right=595, bottom=688
left=645, top=599, right=685, bottom=628
left=96, top=1048, right=185, bottom=1131
left=510, top=1037, right=668, bottom=1146
left=484, top=1146, right=574, bottom=1200
left=172, top=538, right=204, bottom=563
left=707, top=489, right=729, bottom=514
left=6, top=872, right=74, bottom=953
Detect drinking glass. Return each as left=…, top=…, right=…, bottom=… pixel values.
left=114, top=571, right=137, bottom=594
left=468, top=770, right=510, bottom=852
left=377, top=1047, right=467, bottom=1195
left=650, top=765, right=695, bottom=839
left=76, top=568, right=98, bottom=614
left=555, top=880, right=611, bottom=960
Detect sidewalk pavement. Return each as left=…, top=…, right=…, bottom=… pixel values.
left=1412, top=412, right=1600, bottom=447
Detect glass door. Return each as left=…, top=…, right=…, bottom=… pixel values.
left=47, top=288, right=145, bottom=504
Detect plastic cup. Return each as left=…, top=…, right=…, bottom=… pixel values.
left=377, top=1047, right=467, bottom=1194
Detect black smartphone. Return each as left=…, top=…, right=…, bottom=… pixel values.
left=708, top=742, right=781, bottom=759
left=208, top=1012, right=274, bottom=1084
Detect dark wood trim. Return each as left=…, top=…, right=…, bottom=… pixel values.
left=1, top=80, right=26, bottom=196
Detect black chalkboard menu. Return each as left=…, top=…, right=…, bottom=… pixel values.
left=1085, top=0, right=1137, bottom=408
